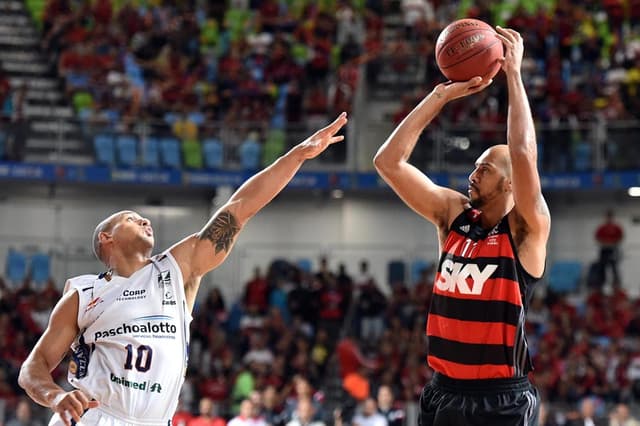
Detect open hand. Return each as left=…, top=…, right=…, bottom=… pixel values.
left=296, top=112, right=348, bottom=160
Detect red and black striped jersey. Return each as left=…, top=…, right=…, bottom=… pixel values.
left=426, top=208, right=539, bottom=379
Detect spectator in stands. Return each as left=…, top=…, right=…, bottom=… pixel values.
left=376, top=385, right=405, bottom=426
left=8, top=82, right=27, bottom=161
left=354, top=260, right=374, bottom=291
left=285, top=397, right=325, bottom=426
left=355, top=277, right=387, bottom=342
left=243, top=332, right=275, bottom=368
left=0, top=70, right=10, bottom=117
left=610, top=403, right=640, bottom=426
left=173, top=103, right=200, bottom=142
left=400, top=0, right=435, bottom=40
left=244, top=267, right=269, bottom=314
left=335, top=264, right=354, bottom=315
left=352, top=397, right=388, bottom=426
left=228, top=399, right=267, bottom=426
left=173, top=398, right=195, bottom=426
left=594, top=209, right=624, bottom=287
left=310, top=329, right=331, bottom=379
left=262, top=385, right=287, bottom=426
left=566, top=397, right=608, bottom=426
left=188, top=397, right=226, bottom=426
left=284, top=375, right=325, bottom=423
left=6, top=398, right=44, bottom=426
left=319, top=277, right=346, bottom=343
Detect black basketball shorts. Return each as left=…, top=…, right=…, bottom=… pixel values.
left=419, top=373, right=539, bottom=426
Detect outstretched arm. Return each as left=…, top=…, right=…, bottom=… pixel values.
left=374, top=79, right=492, bottom=233
left=171, top=113, right=348, bottom=307
left=496, top=27, right=550, bottom=275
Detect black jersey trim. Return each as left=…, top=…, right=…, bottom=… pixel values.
left=430, top=294, right=521, bottom=325
left=429, top=335, right=515, bottom=366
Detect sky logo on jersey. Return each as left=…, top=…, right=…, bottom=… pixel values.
left=94, top=315, right=177, bottom=341
left=436, top=259, right=498, bottom=295
left=110, top=373, right=162, bottom=393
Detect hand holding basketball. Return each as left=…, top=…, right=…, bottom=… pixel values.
left=494, top=26, right=524, bottom=76
left=432, top=77, right=494, bottom=103
left=435, top=19, right=504, bottom=82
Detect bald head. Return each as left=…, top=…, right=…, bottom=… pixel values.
left=483, top=144, right=512, bottom=179
left=92, top=210, right=133, bottom=264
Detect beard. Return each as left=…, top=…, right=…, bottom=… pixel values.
left=469, top=179, right=506, bottom=209
left=469, top=195, right=485, bottom=209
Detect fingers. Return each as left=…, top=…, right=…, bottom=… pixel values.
left=53, top=391, right=96, bottom=425
left=494, top=33, right=510, bottom=46
left=328, top=135, right=345, bottom=145
left=68, top=399, right=84, bottom=422
left=468, top=79, right=493, bottom=93
left=495, top=26, right=521, bottom=42
left=60, top=411, right=71, bottom=426
left=465, top=76, right=484, bottom=87
left=319, top=112, right=348, bottom=136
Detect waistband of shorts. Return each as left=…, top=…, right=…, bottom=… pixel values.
left=96, top=405, right=171, bottom=426
left=431, top=372, right=531, bottom=394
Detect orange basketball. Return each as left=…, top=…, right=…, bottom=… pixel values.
left=435, top=19, right=504, bottom=82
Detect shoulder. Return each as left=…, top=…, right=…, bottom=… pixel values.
left=68, top=274, right=100, bottom=284
left=65, top=274, right=100, bottom=293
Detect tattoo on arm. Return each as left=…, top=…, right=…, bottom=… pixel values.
left=199, top=211, right=240, bottom=254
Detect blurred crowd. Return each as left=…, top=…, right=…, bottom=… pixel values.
left=0, top=0, right=637, bottom=170
left=3, top=253, right=640, bottom=425
left=382, top=0, right=640, bottom=172
left=28, top=0, right=374, bottom=163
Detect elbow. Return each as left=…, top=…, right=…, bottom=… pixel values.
left=374, top=153, right=403, bottom=179
left=373, top=150, right=393, bottom=173
left=17, top=364, right=28, bottom=391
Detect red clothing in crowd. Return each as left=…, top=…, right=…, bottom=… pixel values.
left=595, top=221, right=623, bottom=246
left=188, top=416, right=227, bottom=426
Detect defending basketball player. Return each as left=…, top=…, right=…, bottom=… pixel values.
left=18, top=113, right=348, bottom=426
left=374, top=27, right=549, bottom=425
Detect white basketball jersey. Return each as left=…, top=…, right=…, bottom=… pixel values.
left=65, top=252, right=191, bottom=425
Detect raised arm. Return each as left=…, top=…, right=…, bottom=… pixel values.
left=373, top=79, right=492, bottom=232
left=496, top=28, right=550, bottom=238
left=18, top=287, right=99, bottom=426
left=171, top=113, right=348, bottom=307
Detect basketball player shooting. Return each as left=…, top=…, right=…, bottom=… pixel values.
left=374, top=27, right=550, bottom=425
left=18, top=113, right=348, bottom=426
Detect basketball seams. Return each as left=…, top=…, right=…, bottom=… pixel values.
left=436, top=29, right=500, bottom=64
left=435, top=18, right=503, bottom=81
left=436, top=27, right=495, bottom=56
left=435, top=26, right=496, bottom=57
left=438, top=38, right=502, bottom=70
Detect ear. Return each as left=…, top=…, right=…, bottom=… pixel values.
left=98, top=231, right=113, bottom=246
left=504, top=177, right=512, bottom=193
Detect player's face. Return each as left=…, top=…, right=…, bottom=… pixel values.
left=467, top=156, right=508, bottom=209
left=111, top=211, right=154, bottom=252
